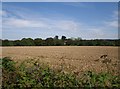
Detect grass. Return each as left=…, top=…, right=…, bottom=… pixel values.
left=1, top=57, right=120, bottom=88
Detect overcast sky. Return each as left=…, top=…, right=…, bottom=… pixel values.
left=2, top=2, right=118, bottom=40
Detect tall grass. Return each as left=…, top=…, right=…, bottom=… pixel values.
left=1, top=57, right=120, bottom=88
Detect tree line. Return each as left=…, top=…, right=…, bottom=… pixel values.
left=1, top=36, right=120, bottom=46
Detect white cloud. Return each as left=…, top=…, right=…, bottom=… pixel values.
left=2, top=5, right=118, bottom=39
left=3, top=18, right=47, bottom=28
left=2, top=8, right=81, bottom=31
left=3, top=11, right=118, bottom=39
left=105, top=20, right=118, bottom=28
left=0, top=10, right=7, bottom=16
left=109, top=21, right=118, bottom=28
left=3, top=18, right=52, bottom=28
left=54, top=20, right=80, bottom=31
left=0, top=11, right=2, bottom=16
left=103, top=11, right=118, bottom=29
left=113, top=11, right=118, bottom=16
left=3, top=15, right=81, bottom=33
left=112, top=10, right=118, bottom=20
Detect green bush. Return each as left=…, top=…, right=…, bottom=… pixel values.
left=80, top=71, right=120, bottom=88
left=1, top=57, right=120, bottom=88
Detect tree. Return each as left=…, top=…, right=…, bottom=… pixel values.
left=45, top=38, right=54, bottom=46
left=61, top=36, right=66, bottom=40
left=34, top=38, right=43, bottom=46
left=21, top=38, right=35, bottom=46
left=1, top=36, right=119, bottom=46
left=9, top=41, right=14, bottom=46
left=66, top=39, right=73, bottom=46
left=76, top=37, right=82, bottom=41
left=14, top=40, right=21, bottom=46
left=0, top=39, right=2, bottom=46
left=2, top=39, right=9, bottom=46
left=54, top=35, right=59, bottom=40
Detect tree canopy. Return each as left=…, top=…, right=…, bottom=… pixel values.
left=1, top=36, right=120, bottom=46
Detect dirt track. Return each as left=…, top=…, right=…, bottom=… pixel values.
left=1, top=46, right=119, bottom=75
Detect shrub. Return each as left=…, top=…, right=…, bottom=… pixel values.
left=1, top=57, right=120, bottom=88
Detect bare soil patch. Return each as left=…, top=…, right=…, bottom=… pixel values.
left=1, top=46, right=119, bottom=75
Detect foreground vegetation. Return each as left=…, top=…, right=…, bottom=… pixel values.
left=1, top=57, right=120, bottom=88
left=1, top=35, right=120, bottom=46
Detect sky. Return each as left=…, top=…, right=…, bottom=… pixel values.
left=1, top=2, right=118, bottom=40
left=2, top=0, right=120, bottom=2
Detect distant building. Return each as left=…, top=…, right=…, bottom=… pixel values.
left=64, top=41, right=67, bottom=45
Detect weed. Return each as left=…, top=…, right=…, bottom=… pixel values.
left=1, top=57, right=120, bottom=88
